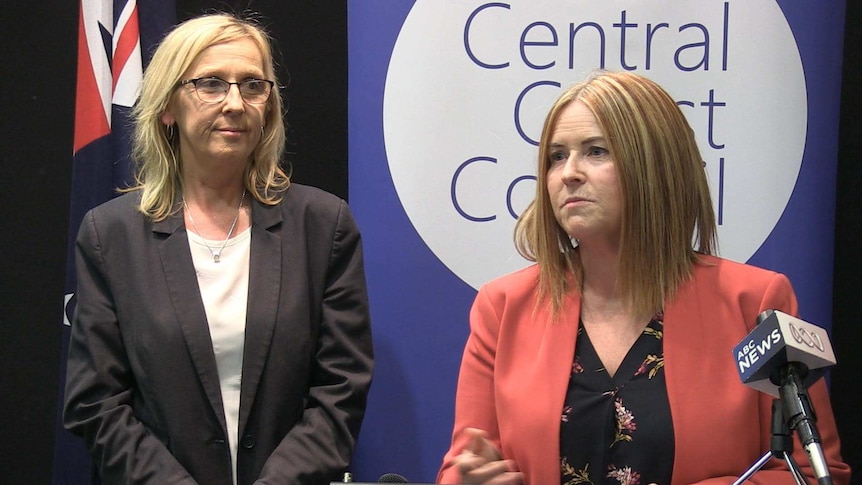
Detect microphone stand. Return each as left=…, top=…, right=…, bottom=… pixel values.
left=777, top=363, right=834, bottom=485
left=733, top=399, right=809, bottom=485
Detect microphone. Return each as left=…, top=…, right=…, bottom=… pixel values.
left=733, top=309, right=837, bottom=485
left=734, top=309, right=836, bottom=397
left=377, top=473, right=409, bottom=483
left=330, top=472, right=427, bottom=485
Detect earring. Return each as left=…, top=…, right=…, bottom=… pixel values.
left=166, top=124, right=175, bottom=140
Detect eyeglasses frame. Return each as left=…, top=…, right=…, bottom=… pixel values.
left=178, top=77, right=276, bottom=104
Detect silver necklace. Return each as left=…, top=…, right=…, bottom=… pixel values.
left=183, top=188, right=246, bottom=263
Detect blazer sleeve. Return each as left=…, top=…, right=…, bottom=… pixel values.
left=437, top=286, right=503, bottom=484
left=62, top=210, right=198, bottom=484
left=256, top=200, right=374, bottom=484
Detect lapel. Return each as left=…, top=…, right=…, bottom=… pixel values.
left=237, top=198, right=283, bottom=436
left=543, top=289, right=582, bottom=404
left=536, top=289, right=581, bottom=483
left=662, top=270, right=708, bottom=482
left=153, top=209, right=227, bottom=428
left=663, top=270, right=706, bottom=405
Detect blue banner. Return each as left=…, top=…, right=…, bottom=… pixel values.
left=348, top=1, right=846, bottom=481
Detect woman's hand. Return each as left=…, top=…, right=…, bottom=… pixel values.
left=454, top=428, right=524, bottom=485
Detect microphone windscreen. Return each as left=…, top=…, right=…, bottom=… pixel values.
left=733, top=309, right=836, bottom=397
left=378, top=473, right=409, bottom=483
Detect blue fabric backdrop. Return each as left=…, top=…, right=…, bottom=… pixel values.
left=348, top=1, right=846, bottom=482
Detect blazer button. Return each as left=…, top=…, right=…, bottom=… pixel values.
left=241, top=435, right=255, bottom=449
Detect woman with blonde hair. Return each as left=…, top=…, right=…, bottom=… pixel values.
left=64, top=13, right=373, bottom=485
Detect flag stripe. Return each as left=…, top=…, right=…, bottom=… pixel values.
left=112, top=1, right=139, bottom=90
left=73, top=5, right=110, bottom=153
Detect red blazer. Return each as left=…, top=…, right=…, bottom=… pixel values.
left=438, top=256, right=849, bottom=485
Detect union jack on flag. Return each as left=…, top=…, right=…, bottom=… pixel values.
left=53, top=1, right=174, bottom=483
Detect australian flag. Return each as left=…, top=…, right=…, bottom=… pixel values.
left=52, top=1, right=174, bottom=483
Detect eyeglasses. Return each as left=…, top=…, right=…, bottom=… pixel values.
left=179, top=77, right=275, bottom=104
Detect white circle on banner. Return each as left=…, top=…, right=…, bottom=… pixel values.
left=383, top=0, right=806, bottom=290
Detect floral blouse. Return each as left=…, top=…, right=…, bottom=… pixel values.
left=560, top=314, right=674, bottom=485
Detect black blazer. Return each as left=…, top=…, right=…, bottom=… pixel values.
left=63, top=184, right=374, bottom=485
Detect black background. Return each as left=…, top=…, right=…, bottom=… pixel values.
left=1, top=2, right=859, bottom=483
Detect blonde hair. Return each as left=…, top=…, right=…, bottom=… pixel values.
left=515, top=71, right=717, bottom=317
left=128, top=13, right=289, bottom=220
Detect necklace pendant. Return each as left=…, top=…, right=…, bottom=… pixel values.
left=183, top=188, right=245, bottom=266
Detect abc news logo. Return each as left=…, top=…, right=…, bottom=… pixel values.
left=789, top=321, right=825, bottom=352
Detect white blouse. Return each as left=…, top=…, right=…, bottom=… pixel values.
left=187, top=226, right=251, bottom=485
